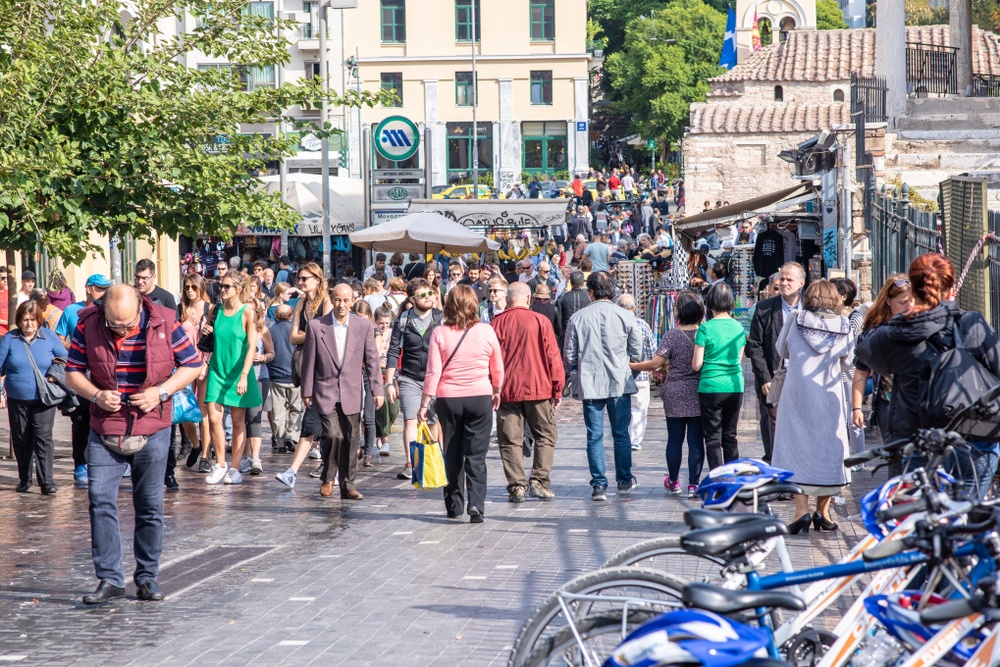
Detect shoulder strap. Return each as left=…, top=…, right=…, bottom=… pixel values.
left=441, top=328, right=471, bottom=375
left=20, top=338, right=42, bottom=376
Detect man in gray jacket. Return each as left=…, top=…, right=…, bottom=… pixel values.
left=563, top=271, right=642, bottom=501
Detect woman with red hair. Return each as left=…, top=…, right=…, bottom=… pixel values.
left=856, top=253, right=1000, bottom=498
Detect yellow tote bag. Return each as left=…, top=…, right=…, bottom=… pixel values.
left=409, top=422, right=447, bottom=490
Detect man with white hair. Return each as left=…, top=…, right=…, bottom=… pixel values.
left=518, top=258, right=536, bottom=284
left=617, top=294, right=656, bottom=451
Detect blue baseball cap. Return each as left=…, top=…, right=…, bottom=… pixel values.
left=86, top=274, right=111, bottom=288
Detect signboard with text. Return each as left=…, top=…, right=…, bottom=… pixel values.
left=407, top=199, right=569, bottom=228
left=373, top=184, right=424, bottom=202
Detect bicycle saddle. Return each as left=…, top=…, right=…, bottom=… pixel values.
left=684, top=508, right=765, bottom=530
left=683, top=582, right=806, bottom=614
left=680, top=516, right=788, bottom=556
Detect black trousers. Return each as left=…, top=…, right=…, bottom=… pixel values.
left=361, top=375, right=376, bottom=455
left=9, top=398, right=57, bottom=486
left=437, top=395, right=493, bottom=517
left=698, top=392, right=743, bottom=470
left=319, top=403, right=361, bottom=494
left=69, top=399, right=91, bottom=467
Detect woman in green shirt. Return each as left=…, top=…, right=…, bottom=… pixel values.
left=692, top=283, right=746, bottom=469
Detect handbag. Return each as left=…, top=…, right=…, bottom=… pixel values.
left=409, top=422, right=447, bottom=490
left=20, top=339, right=68, bottom=407
left=291, top=346, right=303, bottom=388
left=196, top=305, right=220, bottom=354
left=171, top=386, right=203, bottom=424
left=765, top=367, right=786, bottom=407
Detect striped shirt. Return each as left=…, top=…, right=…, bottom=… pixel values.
left=66, top=310, right=202, bottom=396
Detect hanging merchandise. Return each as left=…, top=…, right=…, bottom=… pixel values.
left=614, top=261, right=655, bottom=318
left=645, top=290, right=678, bottom=344
left=730, top=244, right=759, bottom=309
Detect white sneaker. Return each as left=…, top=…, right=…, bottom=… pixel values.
left=239, top=456, right=253, bottom=474
left=250, top=458, right=262, bottom=475
left=205, top=463, right=228, bottom=485
left=224, top=468, right=243, bottom=485
left=307, top=446, right=321, bottom=460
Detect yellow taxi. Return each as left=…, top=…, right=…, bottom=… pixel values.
left=431, top=184, right=495, bottom=199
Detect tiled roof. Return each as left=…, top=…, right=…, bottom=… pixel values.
left=711, top=25, right=1000, bottom=83
left=689, top=102, right=852, bottom=134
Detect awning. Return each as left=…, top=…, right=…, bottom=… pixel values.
left=675, top=184, right=810, bottom=235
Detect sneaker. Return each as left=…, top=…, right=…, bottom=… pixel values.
left=275, top=468, right=296, bottom=489
left=631, top=443, right=642, bottom=451
left=687, top=484, right=699, bottom=498
left=205, top=463, right=228, bottom=485
left=185, top=449, right=201, bottom=469
left=164, top=474, right=179, bottom=491
left=397, top=464, right=412, bottom=480
left=508, top=487, right=526, bottom=503
left=308, top=446, right=321, bottom=460
left=284, top=441, right=297, bottom=453
left=223, top=468, right=243, bottom=485
left=250, top=458, right=263, bottom=475
left=122, top=464, right=131, bottom=478
left=309, top=465, right=323, bottom=478
left=363, top=455, right=373, bottom=467
left=239, top=456, right=253, bottom=474
left=592, top=485, right=608, bottom=502
left=665, top=478, right=681, bottom=495
left=529, top=481, right=555, bottom=500
left=378, top=443, right=391, bottom=457
left=617, top=478, right=639, bottom=495
left=198, top=458, right=212, bottom=474
left=73, top=465, right=88, bottom=485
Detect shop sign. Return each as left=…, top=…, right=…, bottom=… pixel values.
left=407, top=200, right=568, bottom=228
left=373, top=115, right=419, bottom=162
left=235, top=221, right=358, bottom=236
left=373, top=210, right=407, bottom=226
left=373, top=184, right=422, bottom=202
left=373, top=169, right=424, bottom=180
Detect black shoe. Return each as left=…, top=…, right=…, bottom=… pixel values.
left=592, top=485, right=608, bottom=502
left=136, top=580, right=165, bottom=601
left=40, top=484, right=57, bottom=495
left=185, top=449, right=201, bottom=469
left=812, top=512, right=839, bottom=532
left=164, top=474, right=179, bottom=491
left=15, top=481, right=30, bottom=493
left=469, top=509, right=484, bottom=524
left=83, top=580, right=126, bottom=605
left=788, top=514, right=812, bottom=535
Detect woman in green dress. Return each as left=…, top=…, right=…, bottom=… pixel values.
left=202, top=270, right=261, bottom=485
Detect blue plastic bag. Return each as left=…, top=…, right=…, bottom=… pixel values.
left=171, top=387, right=202, bottom=424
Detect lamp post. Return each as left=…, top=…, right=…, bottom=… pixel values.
left=471, top=0, right=479, bottom=195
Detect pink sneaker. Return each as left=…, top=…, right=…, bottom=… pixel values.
left=687, top=485, right=699, bottom=498
left=664, top=477, right=681, bottom=494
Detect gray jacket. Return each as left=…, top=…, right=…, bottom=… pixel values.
left=563, top=300, right=641, bottom=400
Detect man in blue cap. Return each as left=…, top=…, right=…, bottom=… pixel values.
left=56, top=274, right=112, bottom=485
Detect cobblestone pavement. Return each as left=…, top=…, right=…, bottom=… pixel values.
left=0, top=370, right=887, bottom=666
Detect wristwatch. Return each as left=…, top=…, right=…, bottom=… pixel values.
left=158, top=385, right=169, bottom=403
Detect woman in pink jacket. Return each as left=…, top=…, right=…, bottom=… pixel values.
left=419, top=285, right=504, bottom=524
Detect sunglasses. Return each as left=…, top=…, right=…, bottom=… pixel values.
left=893, top=278, right=911, bottom=288
left=414, top=291, right=435, bottom=299
left=489, top=288, right=504, bottom=293
left=219, top=283, right=236, bottom=291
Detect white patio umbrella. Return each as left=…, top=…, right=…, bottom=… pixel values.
left=258, top=173, right=363, bottom=224
left=349, top=210, right=500, bottom=254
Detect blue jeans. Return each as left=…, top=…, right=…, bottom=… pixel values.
left=582, top=396, right=634, bottom=488
left=948, top=443, right=999, bottom=501
left=666, top=416, right=705, bottom=485
left=87, top=428, right=170, bottom=587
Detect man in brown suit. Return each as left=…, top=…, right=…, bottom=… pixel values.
left=301, top=284, right=384, bottom=499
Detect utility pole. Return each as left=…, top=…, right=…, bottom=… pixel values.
left=471, top=0, right=478, bottom=194
left=319, top=2, right=331, bottom=278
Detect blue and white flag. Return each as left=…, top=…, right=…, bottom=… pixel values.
left=719, top=6, right=737, bottom=69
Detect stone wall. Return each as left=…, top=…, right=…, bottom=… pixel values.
left=736, top=80, right=851, bottom=105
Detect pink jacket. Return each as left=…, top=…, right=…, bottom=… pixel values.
left=423, top=323, right=503, bottom=398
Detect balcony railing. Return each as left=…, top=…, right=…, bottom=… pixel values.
left=972, top=74, right=1000, bottom=97
left=906, top=42, right=958, bottom=96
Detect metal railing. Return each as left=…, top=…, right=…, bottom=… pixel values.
left=972, top=74, right=1000, bottom=98
left=870, top=183, right=942, bottom=289
left=906, top=42, right=958, bottom=96
left=851, top=72, right=888, bottom=123
left=988, top=210, right=1000, bottom=332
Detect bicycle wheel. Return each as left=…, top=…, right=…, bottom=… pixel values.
left=522, top=609, right=663, bottom=667
left=508, top=567, right=687, bottom=667
left=601, top=535, right=729, bottom=583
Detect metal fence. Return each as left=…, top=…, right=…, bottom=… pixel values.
left=972, top=74, right=1000, bottom=98
left=940, top=176, right=990, bottom=324
left=851, top=72, right=888, bottom=124
left=906, top=42, right=958, bottom=96
left=870, top=183, right=942, bottom=290
left=989, top=210, right=1000, bottom=332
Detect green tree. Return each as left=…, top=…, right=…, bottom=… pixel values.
left=904, top=0, right=948, bottom=25
left=588, top=0, right=729, bottom=56
left=603, top=0, right=726, bottom=146
left=817, top=0, right=848, bottom=29
left=0, top=0, right=391, bottom=263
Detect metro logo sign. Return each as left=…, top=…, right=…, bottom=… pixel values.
left=374, top=116, right=419, bottom=162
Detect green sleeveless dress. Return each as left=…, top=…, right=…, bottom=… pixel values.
left=204, top=305, right=263, bottom=408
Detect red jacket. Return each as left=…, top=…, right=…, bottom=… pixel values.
left=491, top=306, right=565, bottom=403
left=77, top=296, right=178, bottom=436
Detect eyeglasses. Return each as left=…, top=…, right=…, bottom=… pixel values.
left=893, top=278, right=911, bottom=288
left=107, top=312, right=141, bottom=332
left=489, top=288, right=505, bottom=293
left=538, top=269, right=550, bottom=274
left=219, top=283, right=236, bottom=291
left=134, top=274, right=154, bottom=284
left=414, top=291, right=435, bottom=299
left=184, top=286, right=199, bottom=291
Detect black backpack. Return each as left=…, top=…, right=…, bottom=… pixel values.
left=921, top=316, right=1000, bottom=440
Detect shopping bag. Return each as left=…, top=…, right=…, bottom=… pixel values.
left=171, top=387, right=203, bottom=424
left=409, top=422, right=446, bottom=490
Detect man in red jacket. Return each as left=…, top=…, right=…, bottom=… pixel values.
left=491, top=282, right=565, bottom=503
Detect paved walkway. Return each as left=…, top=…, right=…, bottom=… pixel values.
left=0, top=372, right=886, bottom=666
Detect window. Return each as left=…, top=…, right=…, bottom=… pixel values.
left=522, top=121, right=567, bottom=173
left=530, top=71, right=553, bottom=105
left=456, top=71, right=476, bottom=106
left=245, top=2, right=274, bottom=18
left=199, top=64, right=275, bottom=92
left=381, top=73, right=403, bottom=107
left=301, top=1, right=317, bottom=38
left=381, top=0, right=406, bottom=43
left=455, top=0, right=481, bottom=42
left=306, top=62, right=321, bottom=80
left=530, top=0, right=555, bottom=41
left=774, top=85, right=783, bottom=101
left=446, top=122, right=492, bottom=181
left=833, top=88, right=845, bottom=102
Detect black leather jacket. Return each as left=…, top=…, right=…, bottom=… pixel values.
left=385, top=309, right=443, bottom=382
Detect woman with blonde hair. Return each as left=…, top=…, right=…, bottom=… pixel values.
left=45, top=269, right=75, bottom=311
left=418, top=285, right=504, bottom=523
left=274, top=262, right=333, bottom=488
left=178, top=274, right=213, bottom=471
left=201, top=270, right=262, bottom=484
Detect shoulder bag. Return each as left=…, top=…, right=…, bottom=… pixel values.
left=20, top=339, right=68, bottom=407
left=765, top=367, right=786, bottom=406
left=196, top=304, right=220, bottom=353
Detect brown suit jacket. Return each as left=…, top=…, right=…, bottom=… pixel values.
left=300, top=312, right=383, bottom=416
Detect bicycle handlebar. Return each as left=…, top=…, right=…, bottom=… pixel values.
left=862, top=537, right=908, bottom=562
left=920, top=597, right=982, bottom=624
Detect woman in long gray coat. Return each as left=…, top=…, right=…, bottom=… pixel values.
left=772, top=280, right=854, bottom=534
